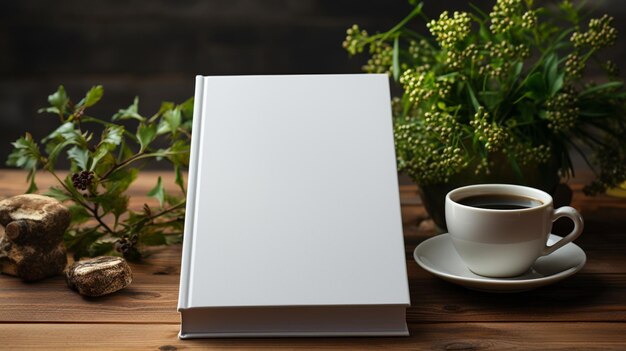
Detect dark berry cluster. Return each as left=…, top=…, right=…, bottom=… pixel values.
left=71, top=171, right=94, bottom=190
left=115, top=234, right=138, bottom=255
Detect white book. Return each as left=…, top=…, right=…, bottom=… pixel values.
left=178, top=74, right=410, bottom=338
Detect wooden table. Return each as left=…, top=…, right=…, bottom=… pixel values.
left=0, top=170, right=625, bottom=350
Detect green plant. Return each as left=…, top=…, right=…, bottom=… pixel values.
left=7, top=86, right=192, bottom=260
left=343, top=0, right=626, bottom=194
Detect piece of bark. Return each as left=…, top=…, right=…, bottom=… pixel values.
left=0, top=194, right=69, bottom=281
left=65, top=256, right=133, bottom=297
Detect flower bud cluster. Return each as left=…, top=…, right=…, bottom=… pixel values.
left=444, top=43, right=479, bottom=70
left=427, top=11, right=471, bottom=49
left=342, top=24, right=368, bottom=55
left=564, top=53, right=585, bottom=80
left=509, top=143, right=552, bottom=166
left=394, top=115, right=468, bottom=185
left=489, top=0, right=526, bottom=34
left=571, top=15, right=617, bottom=50
left=478, top=41, right=529, bottom=78
left=400, top=70, right=434, bottom=105
left=546, top=90, right=579, bottom=132
left=362, top=42, right=393, bottom=74
left=470, top=107, right=508, bottom=152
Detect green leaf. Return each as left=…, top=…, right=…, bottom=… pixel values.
left=165, top=108, right=181, bottom=133
left=104, top=168, right=138, bottom=194
left=147, top=176, right=165, bottom=207
left=67, top=146, right=89, bottom=170
left=174, top=165, right=185, bottom=194
left=478, top=91, right=502, bottom=111
left=140, top=231, right=167, bottom=246
left=90, top=146, right=110, bottom=171
left=156, top=101, right=175, bottom=117
left=580, top=82, right=624, bottom=97
left=78, top=85, right=104, bottom=108
left=6, top=133, right=40, bottom=170
left=179, top=98, right=194, bottom=120
left=42, top=122, right=81, bottom=143
left=466, top=83, right=480, bottom=111
left=68, top=204, right=92, bottom=225
left=26, top=172, right=38, bottom=194
left=157, top=107, right=182, bottom=135
left=392, top=36, right=400, bottom=81
left=112, top=97, right=144, bottom=121
left=88, top=241, right=115, bottom=257
left=525, top=72, right=547, bottom=100
left=44, top=186, right=72, bottom=202
left=110, top=194, right=129, bottom=218
left=507, top=154, right=525, bottom=184
left=101, top=125, right=124, bottom=146
left=47, top=86, right=69, bottom=116
left=544, top=53, right=558, bottom=84
left=45, top=139, right=77, bottom=169
left=64, top=228, right=104, bottom=259
left=168, top=139, right=191, bottom=166
left=165, top=234, right=183, bottom=245
left=38, top=106, right=61, bottom=115
left=91, top=125, right=124, bottom=170
left=550, top=72, right=564, bottom=96
left=137, top=123, right=157, bottom=152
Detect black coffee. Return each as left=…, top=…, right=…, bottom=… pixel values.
left=458, top=194, right=543, bottom=210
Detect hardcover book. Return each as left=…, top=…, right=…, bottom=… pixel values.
left=178, top=74, right=410, bottom=338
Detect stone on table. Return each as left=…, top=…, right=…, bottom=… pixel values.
left=65, top=256, right=133, bottom=296
left=0, top=194, right=70, bottom=281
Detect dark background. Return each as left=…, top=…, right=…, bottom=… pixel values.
left=0, top=0, right=624, bottom=172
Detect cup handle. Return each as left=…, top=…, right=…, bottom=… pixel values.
left=541, top=206, right=584, bottom=256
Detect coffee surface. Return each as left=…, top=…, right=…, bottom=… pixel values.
left=457, top=194, right=543, bottom=210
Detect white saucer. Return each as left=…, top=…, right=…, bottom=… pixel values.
left=413, top=233, right=586, bottom=292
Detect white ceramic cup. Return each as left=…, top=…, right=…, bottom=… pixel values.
left=445, top=184, right=584, bottom=277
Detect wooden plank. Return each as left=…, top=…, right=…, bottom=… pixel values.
left=0, top=323, right=624, bottom=350
left=2, top=269, right=625, bottom=323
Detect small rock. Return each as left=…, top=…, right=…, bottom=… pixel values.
left=0, top=194, right=70, bottom=281
left=66, top=256, right=132, bottom=296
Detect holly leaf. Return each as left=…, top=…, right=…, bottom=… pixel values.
left=104, top=168, right=138, bottom=194
left=110, top=194, right=129, bottom=219
left=147, top=176, right=165, bottom=207
left=101, top=125, right=124, bottom=146
left=156, top=107, right=182, bottom=136
left=67, top=146, right=89, bottom=170
left=112, top=97, right=144, bottom=121
left=44, top=186, right=72, bottom=202
left=7, top=133, right=40, bottom=169
left=174, top=165, right=185, bottom=194
left=137, top=123, right=157, bottom=152
left=140, top=231, right=167, bottom=246
left=42, top=122, right=81, bottom=143
left=40, top=85, right=68, bottom=116
left=68, top=204, right=92, bottom=225
left=91, top=125, right=124, bottom=170
left=77, top=85, right=104, bottom=108
left=179, top=97, right=194, bottom=120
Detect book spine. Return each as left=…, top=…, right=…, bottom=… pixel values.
left=177, top=75, right=205, bottom=310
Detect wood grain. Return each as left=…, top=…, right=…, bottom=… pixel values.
left=0, top=170, right=625, bottom=349
left=0, top=323, right=624, bottom=350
